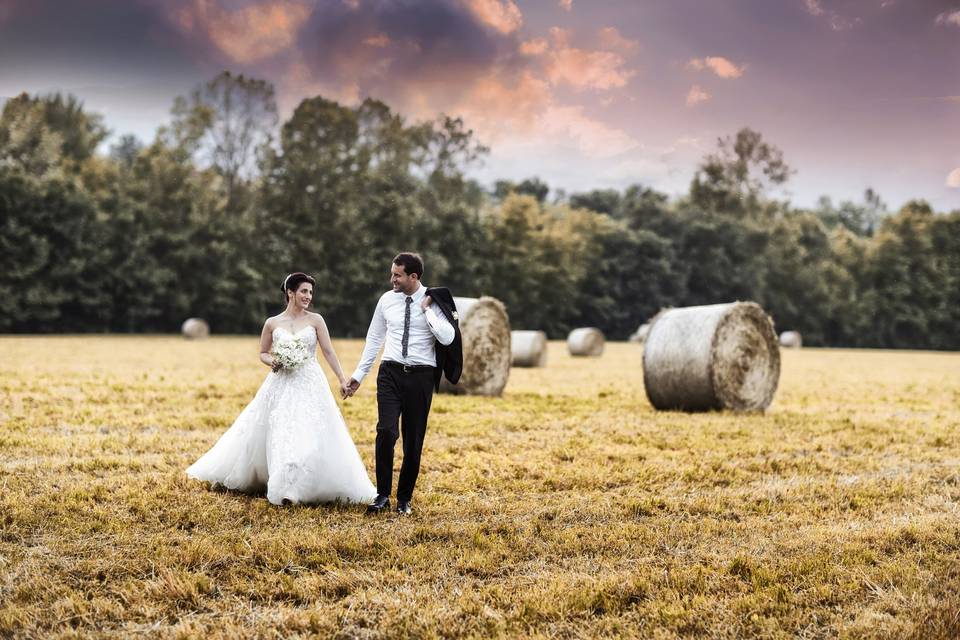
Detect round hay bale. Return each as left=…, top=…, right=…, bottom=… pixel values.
left=567, top=327, right=604, bottom=357
left=511, top=330, right=548, bottom=367
left=440, top=296, right=511, bottom=396
left=181, top=318, right=210, bottom=339
left=629, top=309, right=669, bottom=344
left=642, top=302, right=780, bottom=412
left=779, top=330, right=802, bottom=348
left=628, top=323, right=651, bottom=344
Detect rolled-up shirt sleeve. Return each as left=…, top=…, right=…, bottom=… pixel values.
left=425, top=304, right=455, bottom=346
left=352, top=298, right=387, bottom=383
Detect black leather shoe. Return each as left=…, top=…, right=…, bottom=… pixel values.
left=396, top=501, right=412, bottom=515
left=366, top=495, right=390, bottom=514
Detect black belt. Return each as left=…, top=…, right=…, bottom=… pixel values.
left=382, top=360, right=436, bottom=373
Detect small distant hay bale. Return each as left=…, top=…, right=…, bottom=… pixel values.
left=779, top=331, right=802, bottom=348
left=181, top=318, right=210, bottom=339
left=440, top=296, right=511, bottom=396
left=567, top=328, right=604, bottom=357
left=511, top=330, right=548, bottom=367
left=642, top=302, right=780, bottom=412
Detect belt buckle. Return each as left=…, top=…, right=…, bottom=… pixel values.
left=402, top=364, right=411, bottom=373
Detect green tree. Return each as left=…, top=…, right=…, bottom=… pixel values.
left=493, top=177, right=549, bottom=204
left=169, top=72, right=278, bottom=205
left=690, top=128, right=792, bottom=217
left=569, top=188, right=622, bottom=216
left=866, top=201, right=950, bottom=348
left=0, top=93, right=107, bottom=176
left=479, top=195, right=583, bottom=334
left=755, top=212, right=839, bottom=345
left=0, top=171, right=110, bottom=330
left=868, top=200, right=957, bottom=348
left=561, top=208, right=679, bottom=337
left=813, top=188, right=887, bottom=237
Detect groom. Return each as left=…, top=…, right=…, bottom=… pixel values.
left=347, top=252, right=461, bottom=515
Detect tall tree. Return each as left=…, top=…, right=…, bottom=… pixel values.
left=562, top=208, right=680, bottom=337
left=690, top=127, right=792, bottom=217
left=866, top=201, right=948, bottom=348
left=0, top=93, right=107, bottom=176
left=0, top=172, right=110, bottom=330
left=169, top=72, right=277, bottom=204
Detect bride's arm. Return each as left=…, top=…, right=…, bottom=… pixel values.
left=259, top=319, right=278, bottom=370
left=314, top=316, right=347, bottom=386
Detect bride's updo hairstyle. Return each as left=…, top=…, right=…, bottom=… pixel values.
left=282, top=272, right=316, bottom=304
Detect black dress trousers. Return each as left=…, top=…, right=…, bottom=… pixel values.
left=374, top=362, right=435, bottom=502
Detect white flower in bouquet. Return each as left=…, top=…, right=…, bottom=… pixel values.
left=271, top=336, right=311, bottom=372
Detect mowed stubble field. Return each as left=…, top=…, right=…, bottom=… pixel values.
left=1, top=336, right=959, bottom=639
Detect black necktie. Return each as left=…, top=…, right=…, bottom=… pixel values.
left=402, top=296, right=413, bottom=359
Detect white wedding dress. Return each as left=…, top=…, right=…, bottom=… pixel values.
left=186, top=325, right=376, bottom=505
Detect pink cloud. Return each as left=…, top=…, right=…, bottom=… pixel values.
left=548, top=48, right=632, bottom=90
left=804, top=0, right=825, bottom=16
left=520, top=38, right=549, bottom=55
left=172, top=0, right=311, bottom=64
left=936, top=10, right=960, bottom=27
left=364, top=34, right=391, bottom=48
left=947, top=168, right=960, bottom=188
left=453, top=70, right=552, bottom=136
left=540, top=104, right=638, bottom=157
left=686, top=84, right=710, bottom=107
left=598, top=27, right=639, bottom=53
left=559, top=0, right=573, bottom=11
left=536, top=27, right=634, bottom=91
left=687, top=56, right=744, bottom=78
left=803, top=0, right=860, bottom=31
left=549, top=26, right=572, bottom=48
left=465, top=0, right=523, bottom=34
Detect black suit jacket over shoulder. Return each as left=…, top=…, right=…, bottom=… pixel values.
left=426, top=287, right=463, bottom=391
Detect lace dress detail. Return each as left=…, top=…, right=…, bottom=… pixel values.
left=186, top=326, right=376, bottom=505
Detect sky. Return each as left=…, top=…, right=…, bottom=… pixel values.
left=0, top=0, right=958, bottom=211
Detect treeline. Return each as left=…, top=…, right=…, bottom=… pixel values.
left=1, top=73, right=958, bottom=349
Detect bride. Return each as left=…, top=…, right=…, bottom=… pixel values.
left=187, top=272, right=376, bottom=505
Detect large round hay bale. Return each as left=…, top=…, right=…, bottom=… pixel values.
left=779, top=331, right=802, bottom=348
left=642, top=302, right=780, bottom=412
left=511, top=330, right=548, bottom=367
left=567, top=327, right=604, bottom=356
left=181, top=318, right=210, bottom=339
left=440, top=296, right=511, bottom=396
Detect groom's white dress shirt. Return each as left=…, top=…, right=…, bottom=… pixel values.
left=352, top=283, right=455, bottom=384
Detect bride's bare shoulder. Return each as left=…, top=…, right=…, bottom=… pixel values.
left=263, top=314, right=283, bottom=329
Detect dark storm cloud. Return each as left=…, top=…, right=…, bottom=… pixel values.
left=0, top=0, right=212, bottom=82
left=295, top=0, right=523, bottom=104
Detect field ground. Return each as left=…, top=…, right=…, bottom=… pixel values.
left=1, top=337, right=959, bottom=638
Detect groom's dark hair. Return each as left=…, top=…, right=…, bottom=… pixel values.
left=393, top=252, right=424, bottom=279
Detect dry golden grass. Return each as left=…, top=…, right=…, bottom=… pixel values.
left=1, top=337, right=959, bottom=639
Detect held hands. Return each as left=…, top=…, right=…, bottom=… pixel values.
left=340, top=378, right=361, bottom=400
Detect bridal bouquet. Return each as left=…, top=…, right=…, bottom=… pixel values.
left=271, top=336, right=311, bottom=372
